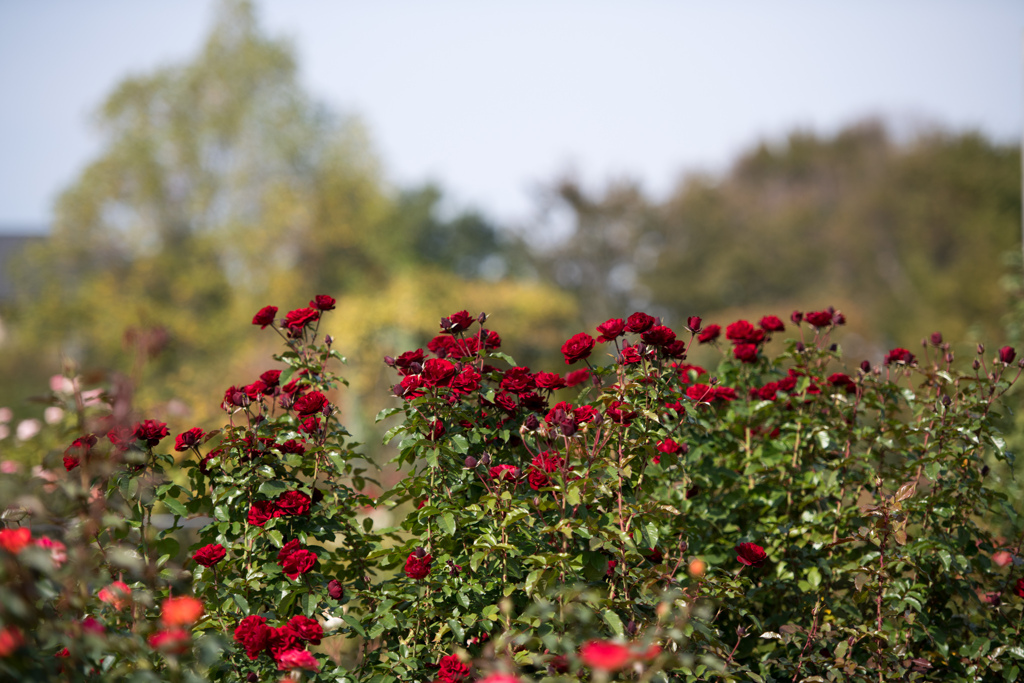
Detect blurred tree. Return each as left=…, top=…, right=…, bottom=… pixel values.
left=528, top=120, right=1021, bottom=358
left=3, top=0, right=572, bottom=441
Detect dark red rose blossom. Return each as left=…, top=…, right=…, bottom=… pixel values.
left=528, top=451, right=564, bottom=491
left=427, top=334, right=457, bottom=358
left=656, top=438, right=681, bottom=455
left=736, top=542, right=767, bottom=567
left=759, top=315, right=785, bottom=332
left=268, top=626, right=300, bottom=658
left=664, top=340, right=688, bottom=358
left=534, top=371, right=566, bottom=391
left=564, top=369, right=590, bottom=387
left=252, top=306, right=278, bottom=329
left=243, top=381, right=267, bottom=400
left=642, top=325, right=676, bottom=346
left=574, top=404, right=601, bottom=424
left=697, top=324, right=721, bottom=343
left=286, top=615, right=323, bottom=645
left=489, top=464, right=520, bottom=482
left=175, top=428, right=204, bottom=452
left=561, top=332, right=596, bottom=365
left=278, top=439, right=306, bottom=455
left=733, top=343, right=759, bottom=363
left=500, top=367, right=535, bottom=393
left=686, top=384, right=715, bottom=403
left=479, top=329, right=501, bottom=350
left=804, top=310, right=833, bottom=328
left=298, top=416, right=321, bottom=435
left=134, top=420, right=169, bottom=447
left=63, top=434, right=98, bottom=471
left=790, top=310, right=803, bottom=324
left=726, top=320, right=760, bottom=343
left=1015, top=578, right=1024, bottom=599
left=596, top=318, right=626, bottom=342
left=260, top=369, right=282, bottom=387
left=686, top=315, right=703, bottom=332
left=404, top=552, right=433, bottom=579
left=275, top=491, right=312, bottom=517
left=106, top=426, right=134, bottom=450
left=293, top=391, right=328, bottom=416
left=283, top=307, right=320, bottom=336
left=885, top=347, right=916, bottom=366
left=396, top=375, right=426, bottom=399
left=248, top=500, right=277, bottom=527
left=193, top=543, right=226, bottom=567
left=620, top=343, right=642, bottom=365
left=427, top=419, right=446, bottom=441
left=327, top=579, right=344, bottom=600
left=281, top=549, right=317, bottom=580
left=605, top=400, right=637, bottom=425
left=310, top=294, right=336, bottom=311
left=234, top=615, right=271, bottom=660
left=999, top=346, right=1017, bottom=364
left=625, top=312, right=656, bottom=334
left=751, top=382, right=779, bottom=401
left=437, top=654, right=472, bottom=683
left=450, top=368, right=482, bottom=394
left=713, top=387, right=737, bottom=401
left=828, top=373, right=856, bottom=394
left=422, top=359, right=458, bottom=387
left=674, top=363, right=707, bottom=383
left=605, top=559, right=618, bottom=577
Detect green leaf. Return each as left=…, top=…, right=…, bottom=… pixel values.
left=602, top=610, right=625, bottom=637
left=162, top=497, right=188, bottom=518
left=258, top=481, right=289, bottom=496
left=439, top=513, right=457, bottom=536
left=449, top=435, right=469, bottom=455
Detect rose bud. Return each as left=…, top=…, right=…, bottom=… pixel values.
left=464, top=456, right=478, bottom=468
left=998, top=346, right=1016, bottom=364
left=973, top=359, right=981, bottom=370
left=790, top=311, right=803, bottom=324
left=795, top=342, right=806, bottom=352
left=941, top=395, right=952, bottom=406
left=832, top=311, right=846, bottom=325
left=384, top=356, right=396, bottom=367
left=829, top=344, right=837, bottom=352
left=414, top=547, right=426, bottom=559
left=525, top=415, right=539, bottom=430
left=325, top=335, right=333, bottom=346
left=977, top=343, right=985, bottom=355
left=686, top=316, right=702, bottom=333
left=477, top=312, right=488, bottom=324
left=480, top=452, right=492, bottom=466
left=945, top=353, right=955, bottom=364
left=860, top=360, right=871, bottom=373
left=930, top=332, right=943, bottom=346
left=327, top=579, right=344, bottom=600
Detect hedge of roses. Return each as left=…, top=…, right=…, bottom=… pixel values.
left=0, top=296, right=1022, bottom=682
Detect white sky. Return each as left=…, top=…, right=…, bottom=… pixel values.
left=1, top=0, right=1022, bottom=230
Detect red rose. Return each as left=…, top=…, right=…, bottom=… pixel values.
left=726, top=320, right=764, bottom=344
left=1015, top=578, right=1024, bottom=599
left=268, top=626, right=300, bottom=658
left=561, top=332, right=595, bottom=365
left=437, top=653, right=472, bottom=683
left=686, top=384, right=715, bottom=403
left=310, top=294, right=336, bottom=311
left=804, top=310, right=833, bottom=328
left=596, top=318, right=626, bottom=342
left=686, top=315, right=702, bottom=332
left=450, top=368, right=482, bottom=394
left=697, top=324, right=721, bottom=343
left=564, top=369, right=590, bottom=387
left=605, top=400, right=637, bottom=425
left=733, top=343, right=759, bottom=363
left=174, top=427, right=204, bottom=452
left=275, top=491, right=312, bottom=517
left=620, top=343, right=642, bottom=364
left=579, top=640, right=632, bottom=671
left=248, top=500, right=277, bottom=527
left=528, top=451, right=563, bottom=491
left=489, top=464, right=520, bottom=482
left=283, top=307, right=320, bottom=336
left=286, top=615, right=323, bottom=645
left=642, top=325, right=676, bottom=346
left=500, top=367, right=535, bottom=394
left=404, top=551, right=433, bottom=579
left=759, top=315, right=785, bottom=332
left=234, top=615, right=270, bottom=660
left=534, top=371, right=566, bottom=391
left=281, top=549, right=317, bottom=580
left=999, top=346, right=1017, bottom=364
left=736, top=542, right=767, bottom=567
left=293, top=391, right=328, bottom=416
left=134, top=419, right=169, bottom=447
left=260, top=369, right=282, bottom=387
left=278, top=439, right=306, bottom=455
left=276, top=648, right=320, bottom=671
left=828, top=373, right=856, bottom=393
left=656, top=438, right=681, bottom=455
left=63, top=434, right=97, bottom=471
left=422, top=358, right=457, bottom=387
left=252, top=305, right=278, bottom=328
left=149, top=628, right=190, bottom=654
left=192, top=543, right=226, bottom=567
left=161, top=596, right=203, bottom=626
left=441, top=310, right=475, bottom=333
left=713, top=386, right=737, bottom=401
left=884, top=347, right=916, bottom=366
left=790, top=310, right=803, bottom=324
left=625, top=312, right=656, bottom=334
left=327, top=579, right=344, bottom=600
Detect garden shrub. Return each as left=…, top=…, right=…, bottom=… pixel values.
left=0, top=298, right=1022, bottom=682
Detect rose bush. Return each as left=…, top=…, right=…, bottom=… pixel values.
left=0, top=296, right=1022, bottom=683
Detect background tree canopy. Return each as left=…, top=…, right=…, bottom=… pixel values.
left=1, top=0, right=1020, bottom=462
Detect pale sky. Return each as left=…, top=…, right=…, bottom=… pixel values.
left=1, top=0, right=1022, bottom=230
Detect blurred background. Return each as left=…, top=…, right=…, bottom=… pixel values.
left=1, top=0, right=1023, bottom=464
